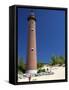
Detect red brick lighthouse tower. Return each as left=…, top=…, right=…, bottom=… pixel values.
left=26, top=10, right=37, bottom=74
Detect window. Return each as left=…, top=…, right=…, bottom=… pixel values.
left=31, top=48, right=34, bottom=51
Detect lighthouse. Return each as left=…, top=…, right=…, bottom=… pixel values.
left=26, top=10, right=37, bottom=74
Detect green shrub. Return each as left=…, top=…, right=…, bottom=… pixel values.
left=50, top=56, right=65, bottom=66
left=18, top=65, right=25, bottom=73
left=37, top=69, right=45, bottom=73
left=37, top=62, right=44, bottom=69
left=18, top=58, right=26, bottom=73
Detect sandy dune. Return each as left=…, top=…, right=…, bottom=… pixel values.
left=18, top=66, right=65, bottom=82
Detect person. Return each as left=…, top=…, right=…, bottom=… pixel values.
left=28, top=74, right=31, bottom=82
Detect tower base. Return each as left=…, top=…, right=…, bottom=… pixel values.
left=26, top=69, right=37, bottom=74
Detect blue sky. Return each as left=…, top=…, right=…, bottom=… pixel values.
left=17, top=8, right=65, bottom=63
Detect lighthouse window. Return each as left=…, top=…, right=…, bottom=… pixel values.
left=31, top=48, right=34, bottom=51
left=32, top=49, right=34, bottom=51
left=32, top=30, right=34, bottom=31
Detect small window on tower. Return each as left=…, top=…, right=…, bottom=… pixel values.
left=32, top=30, right=34, bottom=31
left=31, top=48, right=34, bottom=51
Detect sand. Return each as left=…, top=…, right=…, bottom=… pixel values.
left=18, top=66, right=65, bottom=82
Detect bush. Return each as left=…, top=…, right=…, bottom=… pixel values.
left=50, top=56, right=65, bottom=66
left=37, top=69, right=45, bottom=73
left=37, top=62, right=44, bottom=69
left=18, top=58, right=26, bottom=73
left=18, top=65, right=25, bottom=73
